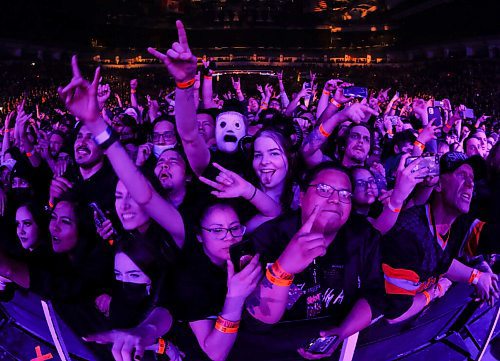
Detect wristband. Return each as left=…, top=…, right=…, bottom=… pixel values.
left=329, top=98, right=342, bottom=108
left=271, top=261, right=294, bottom=280
left=247, top=186, right=257, bottom=201
left=319, top=124, right=331, bottom=138
left=387, top=130, right=393, bottom=136
left=387, top=200, right=401, bottom=213
left=176, top=78, right=195, bottom=89
left=26, top=152, right=33, bottom=158
left=3, top=128, right=9, bottom=133
left=423, top=290, right=431, bottom=306
left=468, top=269, right=482, bottom=285
left=266, top=267, right=293, bottom=287
left=130, top=89, right=137, bottom=94
left=157, top=338, right=166, bottom=354
left=444, top=123, right=452, bottom=129
left=215, top=316, right=240, bottom=334
left=204, top=75, right=212, bottom=80
left=93, top=126, right=118, bottom=151
left=414, top=140, right=425, bottom=151
left=48, top=201, right=54, bottom=209
left=323, top=90, right=331, bottom=96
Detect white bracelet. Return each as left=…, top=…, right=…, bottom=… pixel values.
left=93, top=127, right=112, bottom=145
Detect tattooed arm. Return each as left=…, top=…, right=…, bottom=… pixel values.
left=301, top=111, right=344, bottom=167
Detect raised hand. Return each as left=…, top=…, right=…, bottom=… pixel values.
left=277, top=205, right=326, bottom=275
left=333, top=81, right=354, bottom=104
left=194, top=71, right=201, bottom=90
left=417, top=119, right=438, bottom=144
left=341, top=102, right=378, bottom=124
left=323, top=79, right=342, bottom=93
left=130, top=79, right=138, bottom=90
left=231, top=77, right=241, bottom=92
left=147, top=20, right=197, bottom=83
left=264, top=84, right=273, bottom=98
left=97, top=83, right=111, bottom=107
left=199, top=163, right=256, bottom=200
left=256, top=84, right=264, bottom=94
left=58, top=55, right=100, bottom=124
left=277, top=70, right=284, bottom=82
left=391, top=154, right=427, bottom=205
left=136, top=143, right=153, bottom=167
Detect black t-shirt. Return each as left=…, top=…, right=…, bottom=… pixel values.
left=381, top=204, right=468, bottom=319
left=170, top=241, right=227, bottom=322
left=250, top=211, right=384, bottom=323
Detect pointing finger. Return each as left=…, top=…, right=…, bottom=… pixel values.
left=299, top=205, right=320, bottom=234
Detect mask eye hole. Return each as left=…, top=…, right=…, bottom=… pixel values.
left=220, top=121, right=227, bottom=128
left=235, top=122, right=240, bottom=129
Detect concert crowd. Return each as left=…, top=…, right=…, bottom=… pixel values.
left=0, top=20, right=498, bottom=361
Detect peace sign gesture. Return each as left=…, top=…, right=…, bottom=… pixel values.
left=58, top=55, right=100, bottom=124
left=148, top=20, right=197, bottom=83
left=199, top=163, right=256, bottom=200
left=277, top=206, right=326, bottom=275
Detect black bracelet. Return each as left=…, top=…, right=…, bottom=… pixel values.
left=248, top=186, right=257, bottom=201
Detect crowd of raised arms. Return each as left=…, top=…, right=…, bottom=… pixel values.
left=0, top=20, right=499, bottom=361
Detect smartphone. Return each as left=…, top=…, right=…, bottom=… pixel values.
left=229, top=238, right=256, bottom=272
left=304, top=82, right=311, bottom=90
left=427, top=106, right=443, bottom=127
left=304, top=336, right=338, bottom=354
left=89, top=202, right=108, bottom=229
left=462, top=108, right=475, bottom=119
left=405, top=155, right=440, bottom=178
left=434, top=100, right=444, bottom=108
left=343, top=86, right=368, bottom=99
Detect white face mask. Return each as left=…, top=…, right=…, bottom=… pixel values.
left=1, top=158, right=16, bottom=171
left=153, top=143, right=176, bottom=158
left=215, top=111, right=247, bottom=153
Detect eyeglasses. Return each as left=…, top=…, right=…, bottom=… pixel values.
left=153, top=131, right=175, bottom=142
left=308, top=183, right=352, bottom=203
left=355, top=178, right=377, bottom=189
left=201, top=225, right=246, bottom=240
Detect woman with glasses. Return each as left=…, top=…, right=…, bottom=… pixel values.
left=351, top=166, right=380, bottom=216
left=170, top=202, right=262, bottom=361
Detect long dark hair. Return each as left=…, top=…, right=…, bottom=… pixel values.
left=249, top=127, right=297, bottom=210
left=15, top=201, right=50, bottom=247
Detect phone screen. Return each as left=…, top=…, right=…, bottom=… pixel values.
left=305, top=336, right=338, bottom=354
left=229, top=239, right=255, bottom=272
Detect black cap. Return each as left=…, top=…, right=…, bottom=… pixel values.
left=439, top=152, right=486, bottom=180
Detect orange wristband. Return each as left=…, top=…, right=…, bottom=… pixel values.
left=48, top=201, right=54, bottom=209
left=329, top=98, right=341, bottom=108
left=176, top=78, right=195, bottom=89
left=130, top=89, right=137, bottom=94
left=414, top=140, right=425, bottom=151
left=215, top=316, right=240, bottom=334
left=323, top=90, right=331, bottom=96
left=157, top=338, right=166, bottom=354
left=266, top=267, right=293, bottom=287
left=423, top=291, right=431, bottom=306
left=387, top=200, right=401, bottom=213
left=319, top=124, right=331, bottom=138
left=26, top=152, right=33, bottom=157
left=271, top=261, right=294, bottom=280
left=204, top=75, right=212, bottom=80
left=4, top=128, right=9, bottom=133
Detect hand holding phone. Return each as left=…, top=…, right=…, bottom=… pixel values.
left=229, top=238, right=256, bottom=272
left=304, top=335, right=339, bottom=354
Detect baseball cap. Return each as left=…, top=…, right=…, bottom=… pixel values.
left=439, top=152, right=486, bottom=180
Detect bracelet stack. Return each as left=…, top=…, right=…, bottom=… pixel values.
left=215, top=316, right=240, bottom=334
left=265, top=260, right=294, bottom=287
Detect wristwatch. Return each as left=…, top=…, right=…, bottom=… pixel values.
left=93, top=126, right=118, bottom=150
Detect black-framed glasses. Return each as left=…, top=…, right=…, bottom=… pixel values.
left=153, top=131, right=176, bottom=143
left=308, top=183, right=352, bottom=203
left=354, top=178, right=377, bottom=189
left=201, top=225, right=246, bottom=240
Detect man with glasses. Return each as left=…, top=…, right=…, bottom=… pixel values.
left=241, top=162, right=384, bottom=360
